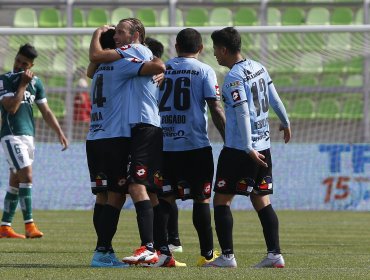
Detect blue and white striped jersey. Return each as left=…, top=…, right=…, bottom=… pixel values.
left=159, top=57, right=220, bottom=151
left=222, top=59, right=289, bottom=152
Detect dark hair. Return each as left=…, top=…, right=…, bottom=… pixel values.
left=211, top=27, right=241, bottom=54
left=144, top=37, right=164, bottom=58
left=17, top=43, right=38, bottom=60
left=119, top=18, right=145, bottom=43
left=176, top=28, right=202, bottom=53
left=100, top=29, right=116, bottom=49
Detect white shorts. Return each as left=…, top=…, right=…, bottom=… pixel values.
left=1, top=135, right=35, bottom=171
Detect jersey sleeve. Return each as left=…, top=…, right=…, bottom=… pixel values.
left=203, top=68, right=221, bottom=101
left=223, top=72, right=248, bottom=108
left=267, top=71, right=290, bottom=127
left=34, top=77, right=47, bottom=104
left=116, top=57, right=145, bottom=78
left=0, top=75, right=15, bottom=101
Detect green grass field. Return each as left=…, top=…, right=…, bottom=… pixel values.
left=0, top=210, right=369, bottom=279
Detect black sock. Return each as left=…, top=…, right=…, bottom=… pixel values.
left=98, top=204, right=121, bottom=251
left=134, top=200, right=155, bottom=252
left=214, top=205, right=234, bottom=255
left=167, top=201, right=181, bottom=245
left=193, top=203, right=214, bottom=259
left=257, top=204, right=281, bottom=254
left=93, top=203, right=104, bottom=251
left=153, top=203, right=170, bottom=255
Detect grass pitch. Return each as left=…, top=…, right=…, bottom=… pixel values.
left=0, top=210, right=369, bottom=279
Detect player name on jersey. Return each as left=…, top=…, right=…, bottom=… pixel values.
left=161, top=114, right=186, bottom=124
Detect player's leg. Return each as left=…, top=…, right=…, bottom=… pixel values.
left=205, top=147, right=252, bottom=268
left=0, top=135, right=39, bottom=238
left=148, top=192, right=186, bottom=267
left=251, top=149, right=284, bottom=268
left=167, top=200, right=182, bottom=252
left=0, top=170, right=24, bottom=238
left=122, top=124, right=161, bottom=265
left=88, top=138, right=130, bottom=268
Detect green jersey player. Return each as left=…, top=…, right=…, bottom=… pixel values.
left=0, top=44, right=68, bottom=239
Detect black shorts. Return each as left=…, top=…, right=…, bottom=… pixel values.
left=214, top=147, right=273, bottom=196
left=86, top=137, right=130, bottom=195
left=128, top=124, right=163, bottom=191
left=158, top=146, right=214, bottom=201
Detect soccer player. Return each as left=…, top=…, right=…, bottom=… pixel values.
left=0, top=44, right=68, bottom=238
left=144, top=36, right=183, bottom=253
left=89, top=18, right=169, bottom=266
left=206, top=27, right=291, bottom=268
left=87, top=24, right=165, bottom=267
left=155, top=28, right=226, bottom=267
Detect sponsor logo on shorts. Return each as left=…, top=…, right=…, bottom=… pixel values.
left=135, top=166, right=147, bottom=179
left=216, top=179, right=227, bottom=189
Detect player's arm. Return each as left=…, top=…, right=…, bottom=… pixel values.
left=268, top=81, right=291, bottom=143
left=37, top=102, right=69, bottom=151
left=139, top=57, right=166, bottom=76
left=89, top=26, right=121, bottom=64
left=234, top=102, right=268, bottom=168
left=87, top=62, right=99, bottom=79
left=206, top=99, right=226, bottom=142
left=0, top=70, right=32, bottom=114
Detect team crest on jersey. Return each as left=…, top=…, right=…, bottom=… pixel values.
left=216, top=179, right=227, bottom=189
left=231, top=90, right=241, bottom=102
left=203, top=182, right=211, bottom=195
left=135, top=166, right=147, bottom=179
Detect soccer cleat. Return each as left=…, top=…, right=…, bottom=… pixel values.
left=91, top=251, right=130, bottom=268
left=254, top=253, right=285, bottom=268
left=0, top=225, right=26, bottom=239
left=25, top=222, right=44, bottom=238
left=168, top=244, right=183, bottom=253
left=140, top=252, right=187, bottom=267
left=204, top=254, right=237, bottom=268
left=196, top=250, right=220, bottom=267
left=122, top=246, right=159, bottom=265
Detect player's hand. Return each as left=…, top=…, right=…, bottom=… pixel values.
left=59, top=134, right=69, bottom=151
left=95, top=25, right=115, bottom=35
left=153, top=73, right=164, bottom=87
left=248, top=149, right=268, bottom=168
left=20, top=69, right=33, bottom=86
left=279, top=124, right=291, bottom=144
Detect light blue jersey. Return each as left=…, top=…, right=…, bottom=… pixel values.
left=115, top=44, right=160, bottom=128
left=159, top=57, right=220, bottom=151
left=87, top=57, right=144, bottom=140
left=222, top=59, right=289, bottom=152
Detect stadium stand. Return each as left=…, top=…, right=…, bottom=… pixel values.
left=234, top=7, right=258, bottom=26
left=136, top=8, right=157, bottom=27
left=38, top=8, right=62, bottom=28
left=208, top=7, right=233, bottom=26
left=62, top=8, right=86, bottom=27
left=159, top=8, right=184, bottom=27
left=184, top=8, right=208, bottom=26
left=13, top=7, right=38, bottom=27
left=111, top=7, right=134, bottom=25
left=86, top=8, right=109, bottom=27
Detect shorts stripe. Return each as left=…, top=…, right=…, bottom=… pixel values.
left=5, top=139, right=20, bottom=170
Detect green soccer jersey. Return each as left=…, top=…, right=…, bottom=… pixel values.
left=0, top=72, right=46, bottom=138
